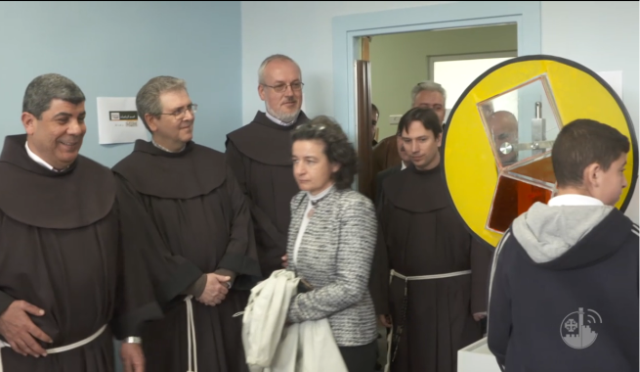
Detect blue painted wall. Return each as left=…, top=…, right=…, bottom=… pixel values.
left=0, top=2, right=242, bottom=370
left=0, top=1, right=242, bottom=168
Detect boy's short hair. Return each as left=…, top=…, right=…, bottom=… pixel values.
left=552, top=119, right=630, bottom=188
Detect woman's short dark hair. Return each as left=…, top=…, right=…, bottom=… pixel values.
left=291, top=115, right=358, bottom=189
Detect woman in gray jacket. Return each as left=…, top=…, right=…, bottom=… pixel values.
left=283, top=115, right=379, bottom=371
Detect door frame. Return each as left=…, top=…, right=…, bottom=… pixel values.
left=332, top=1, right=542, bottom=143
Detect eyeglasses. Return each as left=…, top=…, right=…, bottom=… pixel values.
left=160, top=103, right=198, bottom=119
left=261, top=82, right=304, bottom=93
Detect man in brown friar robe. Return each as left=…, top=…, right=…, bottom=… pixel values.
left=372, top=80, right=448, bottom=191
left=226, top=54, right=309, bottom=277
left=112, top=76, right=261, bottom=372
left=0, top=73, right=162, bottom=372
left=372, top=107, right=493, bottom=372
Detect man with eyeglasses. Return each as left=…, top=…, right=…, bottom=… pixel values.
left=113, top=76, right=261, bottom=372
left=225, top=54, right=310, bottom=279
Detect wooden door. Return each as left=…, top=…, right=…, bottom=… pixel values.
left=355, top=60, right=374, bottom=200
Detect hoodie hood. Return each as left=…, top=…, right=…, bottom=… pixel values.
left=512, top=202, right=629, bottom=269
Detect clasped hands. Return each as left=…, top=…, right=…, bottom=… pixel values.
left=196, top=273, right=231, bottom=307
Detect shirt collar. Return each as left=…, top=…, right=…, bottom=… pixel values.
left=547, top=194, right=604, bottom=207
left=307, top=183, right=335, bottom=203
left=25, top=141, right=65, bottom=172
left=401, top=162, right=407, bottom=171
left=265, top=111, right=298, bottom=126
left=151, top=139, right=186, bottom=153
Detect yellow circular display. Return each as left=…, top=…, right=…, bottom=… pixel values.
left=443, top=55, right=638, bottom=248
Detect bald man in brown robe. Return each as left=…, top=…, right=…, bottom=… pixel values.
left=225, top=54, right=310, bottom=278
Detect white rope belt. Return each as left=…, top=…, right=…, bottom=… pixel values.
left=383, top=269, right=472, bottom=372
left=185, top=295, right=198, bottom=372
left=0, top=323, right=107, bottom=372
left=390, top=269, right=472, bottom=283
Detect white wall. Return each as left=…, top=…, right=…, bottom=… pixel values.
left=240, top=1, right=449, bottom=124
left=241, top=0, right=639, bottom=222
left=541, top=0, right=639, bottom=222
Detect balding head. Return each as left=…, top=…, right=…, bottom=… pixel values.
left=488, top=111, right=519, bottom=166
left=489, top=111, right=517, bottom=131
left=257, top=54, right=303, bottom=123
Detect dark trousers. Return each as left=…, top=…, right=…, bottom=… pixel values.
left=339, top=340, right=378, bottom=372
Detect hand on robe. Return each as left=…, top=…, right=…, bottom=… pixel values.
left=0, top=300, right=52, bottom=357
left=473, top=312, right=487, bottom=321
left=281, top=254, right=288, bottom=268
left=120, top=342, right=145, bottom=372
left=196, top=273, right=230, bottom=306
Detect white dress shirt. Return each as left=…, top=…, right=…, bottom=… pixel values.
left=151, top=139, right=185, bottom=153
left=547, top=194, right=604, bottom=207
left=266, top=111, right=299, bottom=126
left=25, top=141, right=62, bottom=172
left=292, top=184, right=335, bottom=266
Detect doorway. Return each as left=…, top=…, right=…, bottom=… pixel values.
left=332, top=3, right=540, bottom=370
left=367, top=24, right=517, bottom=146
left=353, top=22, right=519, bottom=369
left=332, top=1, right=541, bottom=195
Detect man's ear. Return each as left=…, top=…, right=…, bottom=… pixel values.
left=258, top=84, right=266, bottom=101
left=21, top=112, right=37, bottom=135
left=145, top=114, right=159, bottom=133
left=583, top=162, right=601, bottom=188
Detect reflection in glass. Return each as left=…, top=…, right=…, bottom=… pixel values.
left=510, top=154, right=556, bottom=185
left=478, top=74, right=563, bottom=233
left=488, top=176, right=553, bottom=233
left=488, top=110, right=519, bottom=167
left=478, top=75, right=562, bottom=170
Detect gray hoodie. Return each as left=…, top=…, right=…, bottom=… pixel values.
left=512, top=202, right=613, bottom=264
left=487, top=201, right=638, bottom=372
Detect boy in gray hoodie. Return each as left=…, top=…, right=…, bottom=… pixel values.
left=487, top=119, right=638, bottom=372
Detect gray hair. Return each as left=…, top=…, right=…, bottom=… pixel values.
left=257, top=54, right=301, bottom=84
left=23, top=73, right=85, bottom=119
left=136, top=76, right=187, bottom=131
left=411, top=80, right=447, bottom=106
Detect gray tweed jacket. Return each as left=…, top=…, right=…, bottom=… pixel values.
left=286, top=187, right=378, bottom=347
